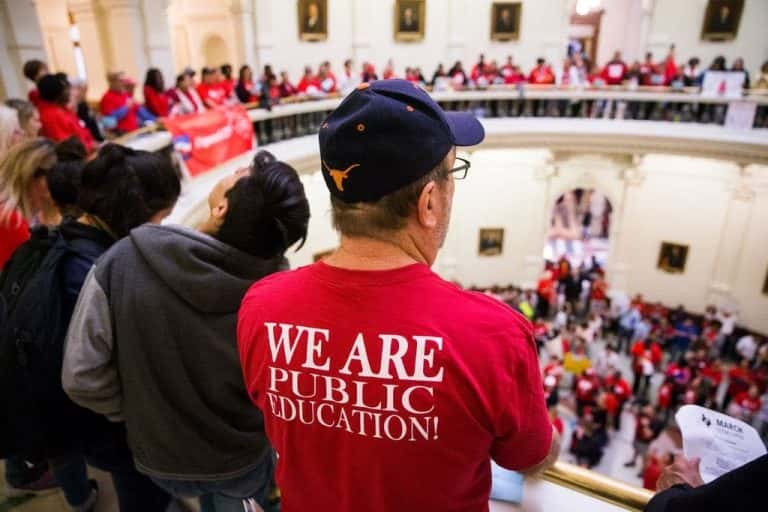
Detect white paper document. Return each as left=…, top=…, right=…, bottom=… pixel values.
left=676, top=405, right=767, bottom=483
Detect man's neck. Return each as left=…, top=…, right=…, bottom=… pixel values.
left=324, top=235, right=428, bottom=271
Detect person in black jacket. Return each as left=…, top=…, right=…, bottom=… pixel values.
left=646, top=454, right=767, bottom=511
left=6, top=144, right=180, bottom=512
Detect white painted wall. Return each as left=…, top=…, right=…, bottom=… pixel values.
left=646, top=0, right=768, bottom=78
left=0, top=0, right=48, bottom=99
left=596, top=0, right=645, bottom=64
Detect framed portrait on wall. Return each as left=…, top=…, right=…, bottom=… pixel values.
left=478, top=228, right=504, bottom=257
left=394, top=0, right=426, bottom=42
left=701, top=0, right=744, bottom=41
left=657, top=242, right=689, bottom=274
left=298, top=0, right=328, bottom=42
left=490, top=1, right=522, bottom=41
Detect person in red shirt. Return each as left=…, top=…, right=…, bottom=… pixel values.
left=36, top=74, right=94, bottom=152
left=470, top=54, right=486, bottom=82
left=168, top=72, right=206, bottom=115
left=662, top=45, right=677, bottom=85
left=237, top=79, right=559, bottom=512
left=279, top=71, right=298, bottom=98
left=575, top=369, right=599, bottom=416
left=625, top=405, right=659, bottom=472
left=500, top=56, right=524, bottom=85
left=100, top=71, right=139, bottom=134
left=0, top=138, right=58, bottom=269
left=639, top=52, right=657, bottom=86
left=382, top=59, right=396, bottom=80
left=319, top=61, right=338, bottom=93
left=220, top=63, right=235, bottom=99
left=631, top=338, right=663, bottom=400
left=528, top=58, right=555, bottom=85
left=601, top=51, right=628, bottom=86
left=732, top=384, right=762, bottom=423
left=535, top=269, right=556, bottom=318
left=196, top=68, right=227, bottom=108
left=296, top=66, right=320, bottom=94
left=724, top=358, right=754, bottom=410
left=143, top=68, right=170, bottom=117
left=23, top=59, right=48, bottom=107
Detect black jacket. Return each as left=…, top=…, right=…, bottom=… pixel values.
left=645, top=454, right=768, bottom=512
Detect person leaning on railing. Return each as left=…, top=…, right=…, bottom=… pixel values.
left=237, top=80, right=561, bottom=512
left=645, top=454, right=767, bottom=511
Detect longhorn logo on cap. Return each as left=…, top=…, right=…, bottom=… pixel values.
left=322, top=161, right=360, bottom=192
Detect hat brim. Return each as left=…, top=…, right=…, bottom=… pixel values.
left=445, top=111, right=485, bottom=147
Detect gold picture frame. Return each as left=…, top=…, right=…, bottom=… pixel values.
left=478, top=228, right=504, bottom=257
left=700, top=0, right=744, bottom=41
left=657, top=242, right=689, bottom=274
left=490, top=1, right=522, bottom=41
left=298, top=0, right=328, bottom=42
left=394, top=0, right=426, bottom=42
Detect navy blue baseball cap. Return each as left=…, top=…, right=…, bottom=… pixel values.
left=319, top=79, right=485, bottom=203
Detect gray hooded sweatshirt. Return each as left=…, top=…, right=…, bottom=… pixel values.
left=63, top=224, right=286, bottom=480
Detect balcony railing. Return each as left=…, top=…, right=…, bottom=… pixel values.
left=114, top=84, right=768, bottom=153
left=540, top=461, right=654, bottom=511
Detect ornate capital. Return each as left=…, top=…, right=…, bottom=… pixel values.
left=534, top=162, right=558, bottom=181
left=731, top=181, right=756, bottom=202
left=622, top=166, right=646, bottom=186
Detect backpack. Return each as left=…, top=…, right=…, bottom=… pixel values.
left=0, top=225, right=104, bottom=458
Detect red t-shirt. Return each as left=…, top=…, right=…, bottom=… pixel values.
left=196, top=82, right=227, bottom=107
left=575, top=376, right=597, bottom=403
left=631, top=341, right=662, bottom=372
left=552, top=416, right=564, bottom=436
left=601, top=61, right=627, bottom=85
left=643, top=457, right=663, bottom=491
left=657, top=384, right=673, bottom=409
left=0, top=210, right=30, bottom=270
left=143, top=85, right=170, bottom=117
left=100, top=89, right=139, bottom=132
left=613, top=379, right=632, bottom=403
left=221, top=78, right=235, bottom=98
left=735, top=393, right=761, bottom=414
left=28, top=88, right=41, bottom=107
left=297, top=76, right=320, bottom=93
left=238, top=262, right=552, bottom=512
left=528, top=66, right=555, bottom=85
left=37, top=100, right=94, bottom=152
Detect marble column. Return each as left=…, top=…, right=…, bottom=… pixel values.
left=67, top=0, right=109, bottom=97
left=97, top=0, right=148, bottom=80
left=231, top=0, right=256, bottom=68
left=520, top=159, right=559, bottom=288
left=706, top=167, right=756, bottom=309
left=607, top=159, right=646, bottom=292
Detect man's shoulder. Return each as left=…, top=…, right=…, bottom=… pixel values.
left=242, top=264, right=310, bottom=301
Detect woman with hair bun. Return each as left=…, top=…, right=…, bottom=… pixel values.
left=63, top=150, right=309, bottom=511
left=3, top=143, right=181, bottom=512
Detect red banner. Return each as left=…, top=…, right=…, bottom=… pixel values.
left=163, top=106, right=254, bottom=177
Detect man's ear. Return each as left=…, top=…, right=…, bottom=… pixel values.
left=417, top=181, right=439, bottom=229
left=211, top=196, right=230, bottom=224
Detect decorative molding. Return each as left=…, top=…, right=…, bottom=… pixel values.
left=621, top=166, right=646, bottom=186
left=533, top=163, right=558, bottom=181
left=731, top=181, right=756, bottom=202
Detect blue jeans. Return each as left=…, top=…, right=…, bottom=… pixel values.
left=151, top=450, right=275, bottom=512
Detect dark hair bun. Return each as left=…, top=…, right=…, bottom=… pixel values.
left=37, top=74, right=68, bottom=102
left=78, top=144, right=181, bottom=238
left=216, top=152, right=310, bottom=259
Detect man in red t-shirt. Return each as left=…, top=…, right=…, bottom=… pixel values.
left=601, top=51, right=628, bottom=86
left=196, top=67, right=227, bottom=108
left=100, top=71, right=139, bottom=134
left=528, top=58, right=555, bottom=85
left=238, top=80, right=559, bottom=512
left=631, top=338, right=662, bottom=400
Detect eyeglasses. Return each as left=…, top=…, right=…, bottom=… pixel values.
left=449, top=157, right=471, bottom=180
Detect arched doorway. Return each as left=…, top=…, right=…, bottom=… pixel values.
left=545, top=188, right=612, bottom=270
left=201, top=34, right=229, bottom=67
left=537, top=188, right=613, bottom=319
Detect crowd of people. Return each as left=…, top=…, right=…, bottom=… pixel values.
left=1, top=47, right=767, bottom=512
left=476, top=256, right=768, bottom=491
left=3, top=47, right=766, bottom=157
